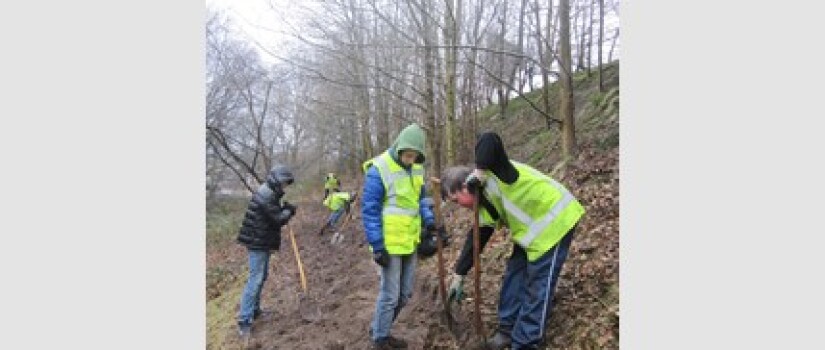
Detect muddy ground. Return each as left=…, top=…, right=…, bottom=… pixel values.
left=208, top=146, right=619, bottom=350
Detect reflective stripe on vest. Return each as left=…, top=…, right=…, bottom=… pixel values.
left=483, top=162, right=577, bottom=249
left=382, top=206, right=419, bottom=216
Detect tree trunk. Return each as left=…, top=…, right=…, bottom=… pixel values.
left=587, top=0, right=594, bottom=76
left=534, top=0, right=554, bottom=129
left=559, top=0, right=577, bottom=160
left=577, top=3, right=586, bottom=72
left=357, top=4, right=374, bottom=161
left=421, top=2, right=440, bottom=176
left=516, top=0, right=528, bottom=96
left=497, top=2, right=510, bottom=119
left=348, top=107, right=360, bottom=174
left=608, top=27, right=619, bottom=62
left=374, top=11, right=390, bottom=149
left=462, top=0, right=482, bottom=164
left=444, top=0, right=458, bottom=167
left=598, top=0, right=605, bottom=92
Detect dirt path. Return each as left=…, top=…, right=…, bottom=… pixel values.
left=221, top=200, right=475, bottom=350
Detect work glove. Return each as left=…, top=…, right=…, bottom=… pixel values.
left=426, top=224, right=450, bottom=246
left=373, top=249, right=390, bottom=268
left=437, top=225, right=450, bottom=246
left=417, top=229, right=437, bottom=258
left=464, top=169, right=485, bottom=194
left=282, top=201, right=297, bottom=215
left=447, top=273, right=466, bottom=303
left=277, top=202, right=296, bottom=223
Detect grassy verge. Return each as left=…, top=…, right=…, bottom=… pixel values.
left=206, top=276, right=246, bottom=350
left=206, top=197, right=249, bottom=349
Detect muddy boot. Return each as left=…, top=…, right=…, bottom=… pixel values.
left=370, top=339, right=394, bottom=350
left=238, top=322, right=252, bottom=347
left=238, top=322, right=252, bottom=336
left=386, top=335, right=408, bottom=349
left=483, top=331, right=511, bottom=350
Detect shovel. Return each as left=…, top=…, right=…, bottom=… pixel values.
left=429, top=177, right=458, bottom=332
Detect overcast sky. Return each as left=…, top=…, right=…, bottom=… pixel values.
left=206, top=0, right=620, bottom=66
left=206, top=0, right=293, bottom=62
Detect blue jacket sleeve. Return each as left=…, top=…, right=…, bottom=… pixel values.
left=419, top=185, right=436, bottom=228
left=361, top=166, right=386, bottom=251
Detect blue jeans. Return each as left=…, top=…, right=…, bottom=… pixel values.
left=370, top=253, right=417, bottom=342
left=327, top=208, right=345, bottom=228
left=498, top=228, right=575, bottom=349
left=238, top=249, right=271, bottom=325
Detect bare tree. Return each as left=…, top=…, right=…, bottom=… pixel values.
left=598, top=0, right=605, bottom=91
left=533, top=0, right=556, bottom=129
left=206, top=11, right=276, bottom=192
left=608, top=27, right=619, bottom=63
left=515, top=0, right=528, bottom=96
left=587, top=0, right=594, bottom=76
left=443, top=0, right=459, bottom=166
left=206, top=0, right=621, bottom=195
left=558, top=0, right=577, bottom=159
left=493, top=2, right=511, bottom=118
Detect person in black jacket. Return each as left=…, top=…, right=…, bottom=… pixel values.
left=236, top=165, right=297, bottom=337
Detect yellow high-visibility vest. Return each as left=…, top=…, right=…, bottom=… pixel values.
left=481, top=161, right=585, bottom=261
left=362, top=151, right=425, bottom=255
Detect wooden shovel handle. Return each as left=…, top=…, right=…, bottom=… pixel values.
left=288, top=224, right=308, bottom=292
left=428, top=177, right=450, bottom=320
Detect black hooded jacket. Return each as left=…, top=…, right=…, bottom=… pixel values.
left=474, top=132, right=518, bottom=184
left=236, top=178, right=292, bottom=251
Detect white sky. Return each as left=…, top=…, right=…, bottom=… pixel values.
left=206, top=0, right=292, bottom=62
left=206, top=0, right=620, bottom=65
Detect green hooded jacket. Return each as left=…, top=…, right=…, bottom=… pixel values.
left=389, top=123, right=426, bottom=165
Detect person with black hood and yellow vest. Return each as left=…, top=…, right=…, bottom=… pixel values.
left=361, top=123, right=442, bottom=350
left=440, top=132, right=585, bottom=350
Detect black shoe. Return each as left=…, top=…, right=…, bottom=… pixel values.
left=371, top=339, right=393, bottom=350
left=238, top=322, right=252, bottom=337
left=386, top=336, right=408, bottom=349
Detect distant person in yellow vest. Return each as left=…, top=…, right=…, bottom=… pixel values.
left=440, top=131, right=585, bottom=350
left=361, top=123, right=440, bottom=350
left=320, top=190, right=356, bottom=238
left=323, top=172, right=341, bottom=199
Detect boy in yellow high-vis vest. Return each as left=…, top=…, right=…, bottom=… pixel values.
left=319, top=190, right=355, bottom=239
left=360, top=123, right=441, bottom=350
